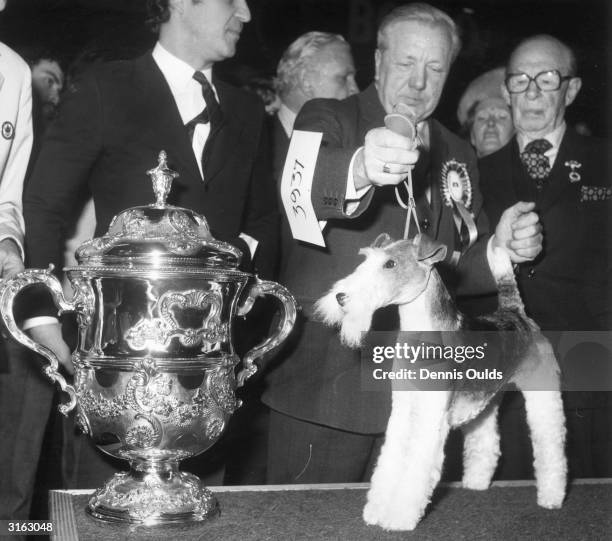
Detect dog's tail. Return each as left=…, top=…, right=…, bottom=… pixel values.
left=489, top=246, right=526, bottom=314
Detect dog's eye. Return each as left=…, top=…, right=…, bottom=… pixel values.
left=383, top=259, right=396, bottom=269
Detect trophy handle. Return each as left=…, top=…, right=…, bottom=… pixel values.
left=236, top=277, right=297, bottom=387
left=0, top=267, right=79, bottom=415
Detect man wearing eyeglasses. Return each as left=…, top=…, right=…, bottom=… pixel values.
left=480, top=35, right=612, bottom=478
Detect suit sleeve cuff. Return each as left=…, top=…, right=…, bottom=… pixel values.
left=239, top=233, right=258, bottom=259
left=0, top=235, right=24, bottom=261
left=345, top=147, right=372, bottom=215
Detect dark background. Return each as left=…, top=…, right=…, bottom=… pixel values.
left=0, top=0, right=609, bottom=135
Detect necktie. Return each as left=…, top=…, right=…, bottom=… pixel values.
left=192, top=71, right=223, bottom=136
left=520, top=138, right=553, bottom=189
left=185, top=109, right=208, bottom=142
left=186, top=72, right=224, bottom=180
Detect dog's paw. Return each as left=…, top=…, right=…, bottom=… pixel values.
left=462, top=477, right=491, bottom=491
left=363, top=502, right=381, bottom=526
left=363, top=502, right=420, bottom=531
left=537, top=493, right=565, bottom=509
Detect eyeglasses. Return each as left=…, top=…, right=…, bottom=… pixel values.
left=505, top=70, right=574, bottom=94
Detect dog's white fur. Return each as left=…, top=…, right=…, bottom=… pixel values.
left=315, top=234, right=567, bottom=531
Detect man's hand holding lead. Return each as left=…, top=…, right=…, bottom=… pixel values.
left=353, top=127, right=419, bottom=190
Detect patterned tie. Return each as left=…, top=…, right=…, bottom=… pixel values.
left=520, top=138, right=553, bottom=190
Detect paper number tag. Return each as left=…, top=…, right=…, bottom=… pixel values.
left=281, top=130, right=326, bottom=247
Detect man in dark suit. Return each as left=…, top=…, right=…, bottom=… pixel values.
left=479, top=35, right=612, bottom=478
left=264, top=3, right=543, bottom=484
left=18, top=0, right=278, bottom=489
left=23, top=0, right=277, bottom=363
left=272, top=31, right=358, bottom=277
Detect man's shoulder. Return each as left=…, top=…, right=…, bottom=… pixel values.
left=295, top=92, right=362, bottom=133
left=82, top=55, right=145, bottom=84
left=0, top=41, right=29, bottom=77
left=563, top=129, right=609, bottom=154
left=215, top=79, right=264, bottom=118
left=301, top=92, right=360, bottom=116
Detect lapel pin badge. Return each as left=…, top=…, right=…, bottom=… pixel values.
left=1, top=121, right=15, bottom=140
left=564, top=160, right=582, bottom=183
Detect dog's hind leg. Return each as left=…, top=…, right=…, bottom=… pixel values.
left=514, top=339, right=567, bottom=508
left=364, top=390, right=451, bottom=530
left=461, top=401, right=500, bottom=490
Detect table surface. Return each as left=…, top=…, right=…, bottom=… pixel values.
left=50, top=479, right=612, bottom=541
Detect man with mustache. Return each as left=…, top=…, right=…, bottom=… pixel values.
left=264, top=3, right=542, bottom=483
left=21, top=0, right=277, bottom=487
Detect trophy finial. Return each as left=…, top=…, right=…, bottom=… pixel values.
left=147, top=151, right=179, bottom=207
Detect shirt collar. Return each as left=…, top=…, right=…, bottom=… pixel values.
left=152, top=42, right=215, bottom=124
left=277, top=101, right=297, bottom=136
left=517, top=121, right=566, bottom=153
left=153, top=42, right=212, bottom=94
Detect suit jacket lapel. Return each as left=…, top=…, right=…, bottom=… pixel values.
left=137, top=54, right=201, bottom=183
left=428, top=120, right=447, bottom=239
left=272, top=115, right=289, bottom=185
left=358, top=83, right=386, bottom=136
left=203, top=79, right=245, bottom=185
left=538, top=130, right=577, bottom=213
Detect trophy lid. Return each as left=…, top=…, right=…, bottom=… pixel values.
left=73, top=151, right=242, bottom=270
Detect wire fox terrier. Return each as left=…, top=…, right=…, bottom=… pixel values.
left=315, top=233, right=567, bottom=531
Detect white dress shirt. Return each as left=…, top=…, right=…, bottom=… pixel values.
left=152, top=42, right=214, bottom=180
left=153, top=42, right=257, bottom=257
left=277, top=102, right=297, bottom=137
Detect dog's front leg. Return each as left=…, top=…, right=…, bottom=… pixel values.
left=364, top=390, right=451, bottom=531
left=364, top=390, right=415, bottom=525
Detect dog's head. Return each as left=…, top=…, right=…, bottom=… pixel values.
left=315, top=233, right=447, bottom=347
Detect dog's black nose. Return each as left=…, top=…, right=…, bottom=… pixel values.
left=336, top=292, right=347, bottom=307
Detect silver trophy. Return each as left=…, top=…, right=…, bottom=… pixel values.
left=0, top=151, right=297, bottom=525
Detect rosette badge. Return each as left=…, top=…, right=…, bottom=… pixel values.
left=440, top=159, right=477, bottom=250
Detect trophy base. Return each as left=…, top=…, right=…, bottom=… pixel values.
left=86, top=459, right=219, bottom=525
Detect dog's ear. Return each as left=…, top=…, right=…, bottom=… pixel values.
left=414, top=234, right=447, bottom=264
left=371, top=233, right=394, bottom=248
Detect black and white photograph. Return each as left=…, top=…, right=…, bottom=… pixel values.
left=0, top=0, right=610, bottom=539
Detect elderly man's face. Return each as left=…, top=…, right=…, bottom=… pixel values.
left=470, top=98, right=514, bottom=157
left=306, top=42, right=358, bottom=101
left=503, top=38, right=581, bottom=138
left=375, top=20, right=452, bottom=122
left=179, top=0, right=251, bottom=66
